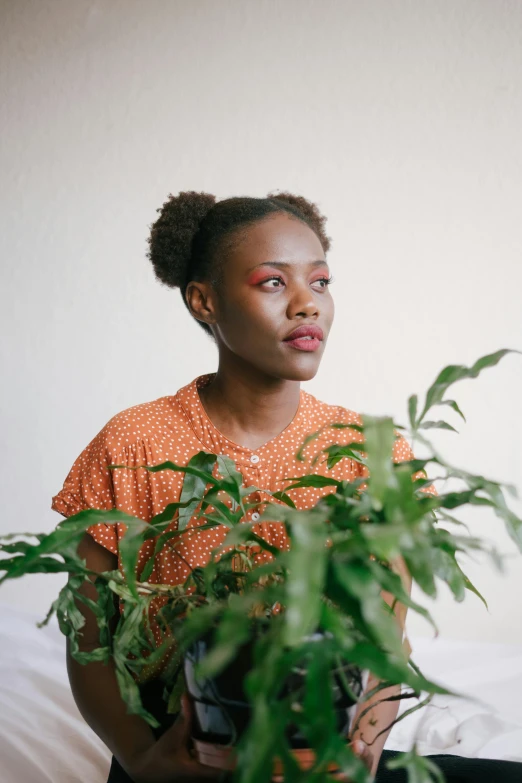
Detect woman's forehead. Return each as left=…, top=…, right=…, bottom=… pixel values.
left=229, top=213, right=326, bottom=268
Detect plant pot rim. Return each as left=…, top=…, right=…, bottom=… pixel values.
left=192, top=736, right=345, bottom=776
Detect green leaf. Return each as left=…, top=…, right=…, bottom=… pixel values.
left=164, top=651, right=185, bottom=715
left=111, top=457, right=218, bottom=483
left=461, top=569, right=489, bottom=609
left=137, top=499, right=209, bottom=582
left=269, top=490, right=297, bottom=508
left=295, top=429, right=323, bottom=462
left=320, top=604, right=452, bottom=696
left=329, top=560, right=404, bottom=655
left=216, top=522, right=281, bottom=558
left=393, top=457, right=433, bottom=475
left=283, top=511, right=328, bottom=647
left=0, top=555, right=77, bottom=577
left=177, top=452, right=218, bottom=531
left=175, top=602, right=227, bottom=650
left=0, top=541, right=40, bottom=554
left=386, top=744, right=445, bottom=783
left=139, top=529, right=180, bottom=583
left=418, top=420, right=458, bottom=433
left=0, top=508, right=139, bottom=585
left=47, top=577, right=112, bottom=665
left=117, top=518, right=151, bottom=599
left=484, top=484, right=522, bottom=552
left=435, top=398, right=466, bottom=422
left=368, top=560, right=438, bottom=634
left=432, top=549, right=466, bottom=601
left=437, top=489, right=485, bottom=510
left=194, top=604, right=252, bottom=680
left=360, top=415, right=396, bottom=507
left=92, top=576, right=118, bottom=647
left=302, top=646, right=336, bottom=748
left=216, top=454, right=244, bottom=505
left=358, top=522, right=410, bottom=562
left=233, top=697, right=283, bottom=783
left=280, top=475, right=342, bottom=491
left=112, top=599, right=150, bottom=655
left=198, top=493, right=237, bottom=527
left=113, top=660, right=159, bottom=728
left=0, top=532, right=46, bottom=543
left=402, top=546, right=438, bottom=597
left=323, top=443, right=368, bottom=470
left=408, top=394, right=418, bottom=429
left=418, top=348, right=521, bottom=424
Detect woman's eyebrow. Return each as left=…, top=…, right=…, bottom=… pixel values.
left=247, top=259, right=328, bottom=271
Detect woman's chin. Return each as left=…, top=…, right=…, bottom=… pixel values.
left=279, top=356, right=324, bottom=383
left=241, top=344, right=325, bottom=383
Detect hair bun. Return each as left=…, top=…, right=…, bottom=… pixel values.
left=147, top=191, right=216, bottom=289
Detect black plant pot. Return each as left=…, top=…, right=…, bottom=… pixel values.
left=184, top=628, right=366, bottom=775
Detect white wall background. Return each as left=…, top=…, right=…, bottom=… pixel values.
left=1, top=0, right=521, bottom=644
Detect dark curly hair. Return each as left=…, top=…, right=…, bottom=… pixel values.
left=147, top=191, right=331, bottom=338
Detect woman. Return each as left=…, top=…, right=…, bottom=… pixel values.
left=52, top=192, right=520, bottom=782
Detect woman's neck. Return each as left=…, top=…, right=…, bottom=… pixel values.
left=198, top=363, right=301, bottom=451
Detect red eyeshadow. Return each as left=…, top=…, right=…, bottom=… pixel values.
left=310, top=269, right=330, bottom=283
left=246, top=268, right=281, bottom=285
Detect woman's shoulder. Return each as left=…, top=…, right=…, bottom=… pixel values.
left=97, top=393, right=185, bottom=453
left=303, top=389, right=409, bottom=432
left=301, top=390, right=413, bottom=456
left=301, top=388, right=363, bottom=428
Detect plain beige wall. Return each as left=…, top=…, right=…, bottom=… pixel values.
left=1, top=0, right=521, bottom=644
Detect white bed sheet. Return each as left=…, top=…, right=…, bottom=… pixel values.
left=386, top=636, right=522, bottom=762
left=1, top=602, right=521, bottom=783
left=0, top=603, right=111, bottom=783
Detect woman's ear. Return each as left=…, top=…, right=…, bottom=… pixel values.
left=185, top=280, right=218, bottom=329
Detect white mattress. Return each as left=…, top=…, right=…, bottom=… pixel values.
left=1, top=602, right=521, bottom=783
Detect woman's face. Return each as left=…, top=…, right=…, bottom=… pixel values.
left=188, top=212, right=335, bottom=382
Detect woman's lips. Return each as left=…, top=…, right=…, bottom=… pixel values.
left=282, top=324, right=324, bottom=351
left=283, top=336, right=322, bottom=352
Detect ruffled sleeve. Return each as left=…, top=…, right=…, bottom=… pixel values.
left=51, top=421, right=118, bottom=555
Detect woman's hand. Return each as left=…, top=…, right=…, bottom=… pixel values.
left=125, top=694, right=221, bottom=783
left=351, top=739, right=374, bottom=772
left=324, top=740, right=374, bottom=782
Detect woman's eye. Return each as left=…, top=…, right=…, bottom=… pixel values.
left=263, top=276, right=284, bottom=288
left=261, top=275, right=333, bottom=291
left=312, top=275, right=334, bottom=289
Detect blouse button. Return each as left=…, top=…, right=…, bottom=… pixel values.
left=250, top=454, right=260, bottom=464
left=251, top=512, right=260, bottom=522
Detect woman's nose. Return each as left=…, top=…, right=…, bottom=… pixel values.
left=286, top=283, right=319, bottom=319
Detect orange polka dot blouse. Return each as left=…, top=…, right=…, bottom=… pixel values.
left=51, top=372, right=434, bottom=660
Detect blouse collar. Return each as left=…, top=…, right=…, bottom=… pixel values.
left=175, top=372, right=311, bottom=468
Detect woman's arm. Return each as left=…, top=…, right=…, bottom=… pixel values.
left=67, top=532, right=218, bottom=782
left=349, top=677, right=401, bottom=775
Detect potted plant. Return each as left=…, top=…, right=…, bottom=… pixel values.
left=1, top=348, right=521, bottom=783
